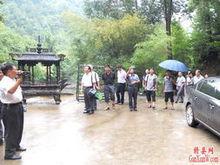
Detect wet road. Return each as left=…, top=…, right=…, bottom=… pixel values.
left=0, top=96, right=220, bottom=165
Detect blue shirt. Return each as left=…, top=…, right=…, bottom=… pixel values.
left=127, top=74, right=140, bottom=86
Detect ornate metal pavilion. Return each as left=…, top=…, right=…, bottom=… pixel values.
left=10, top=37, right=68, bottom=104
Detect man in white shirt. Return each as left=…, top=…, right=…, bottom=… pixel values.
left=193, top=70, right=204, bottom=84
left=88, top=64, right=100, bottom=110
left=0, top=66, right=4, bottom=145
left=0, top=63, right=26, bottom=160
left=175, top=72, right=186, bottom=103
left=116, top=65, right=127, bottom=104
left=81, top=65, right=96, bottom=114
left=144, top=68, right=157, bottom=109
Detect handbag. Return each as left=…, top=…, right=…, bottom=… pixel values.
left=95, top=91, right=104, bottom=101
left=87, top=88, right=97, bottom=97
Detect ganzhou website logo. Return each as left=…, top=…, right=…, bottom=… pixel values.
left=189, top=146, right=219, bottom=163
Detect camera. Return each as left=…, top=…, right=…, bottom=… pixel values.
left=17, top=71, right=30, bottom=78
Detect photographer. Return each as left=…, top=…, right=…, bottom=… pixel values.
left=0, top=63, right=26, bottom=160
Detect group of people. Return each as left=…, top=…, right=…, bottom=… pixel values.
left=163, top=69, right=205, bottom=110
left=81, top=64, right=206, bottom=114
left=0, top=63, right=26, bottom=160
left=0, top=62, right=207, bottom=161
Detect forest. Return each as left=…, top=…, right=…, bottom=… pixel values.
left=0, top=0, right=219, bottom=81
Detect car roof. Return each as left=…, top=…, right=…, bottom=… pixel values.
left=206, top=77, right=220, bottom=81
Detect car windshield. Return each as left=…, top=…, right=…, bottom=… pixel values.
left=210, top=81, right=220, bottom=89
left=209, top=80, right=220, bottom=100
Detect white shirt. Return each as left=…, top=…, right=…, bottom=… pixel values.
left=117, top=69, right=127, bottom=83
left=0, top=76, right=23, bottom=104
left=193, top=75, right=204, bottom=84
left=176, top=76, right=186, bottom=87
left=145, top=74, right=157, bottom=91
left=91, top=71, right=100, bottom=82
left=81, top=72, right=96, bottom=87
left=186, top=76, right=193, bottom=85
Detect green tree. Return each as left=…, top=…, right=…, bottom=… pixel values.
left=84, top=0, right=137, bottom=19
left=131, top=24, right=168, bottom=74
left=172, top=21, right=193, bottom=66
left=64, top=12, right=150, bottom=65
left=189, top=0, right=220, bottom=72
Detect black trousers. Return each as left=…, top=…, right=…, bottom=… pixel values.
left=116, top=83, right=126, bottom=104
left=128, top=86, right=138, bottom=109
left=104, top=85, right=115, bottom=103
left=165, top=92, right=174, bottom=103
left=0, top=102, right=4, bottom=140
left=84, top=87, right=95, bottom=112
left=2, top=103, right=24, bottom=156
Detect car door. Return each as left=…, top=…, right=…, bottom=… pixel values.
left=208, top=80, right=220, bottom=133
left=192, top=80, right=209, bottom=123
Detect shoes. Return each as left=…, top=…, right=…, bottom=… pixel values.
left=104, top=106, right=110, bottom=111
left=134, top=109, right=137, bottom=111
left=130, top=108, right=133, bottom=111
left=4, top=154, right=22, bottom=160
left=16, top=147, right=26, bottom=152
left=83, top=110, right=89, bottom=114
left=89, top=110, right=94, bottom=115
left=163, top=107, right=168, bottom=110
left=0, top=138, right=3, bottom=145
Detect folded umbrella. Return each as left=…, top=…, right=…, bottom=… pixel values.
left=159, top=59, right=189, bottom=72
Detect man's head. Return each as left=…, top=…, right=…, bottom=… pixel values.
left=165, top=71, right=171, bottom=77
left=88, top=64, right=94, bottom=71
left=1, top=63, right=17, bottom=79
left=149, top=68, right=154, bottom=75
left=195, top=70, right=201, bottom=76
left=129, top=67, right=135, bottom=74
left=145, top=69, right=150, bottom=75
left=84, top=65, right=91, bottom=74
left=117, top=64, right=122, bottom=71
left=178, top=72, right=183, bottom=77
left=105, top=65, right=111, bottom=74
left=188, top=71, right=193, bottom=77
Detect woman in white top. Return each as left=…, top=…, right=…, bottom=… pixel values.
left=175, top=72, right=185, bottom=103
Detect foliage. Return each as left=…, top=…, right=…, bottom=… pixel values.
left=131, top=24, right=168, bottom=75
left=0, top=22, right=35, bottom=63
left=189, top=0, right=220, bottom=69
left=64, top=12, right=150, bottom=66
left=171, top=21, right=193, bottom=66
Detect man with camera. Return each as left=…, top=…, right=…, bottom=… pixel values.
left=0, top=63, right=26, bottom=160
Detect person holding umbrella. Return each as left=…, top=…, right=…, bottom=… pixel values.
left=163, top=71, right=175, bottom=110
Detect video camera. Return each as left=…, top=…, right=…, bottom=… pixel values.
left=17, top=71, right=30, bottom=78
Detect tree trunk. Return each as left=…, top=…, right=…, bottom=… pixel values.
left=163, top=0, right=173, bottom=59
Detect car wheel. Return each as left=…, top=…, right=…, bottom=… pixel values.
left=186, top=104, right=199, bottom=127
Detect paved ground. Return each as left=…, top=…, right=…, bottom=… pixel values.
left=0, top=95, right=220, bottom=165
